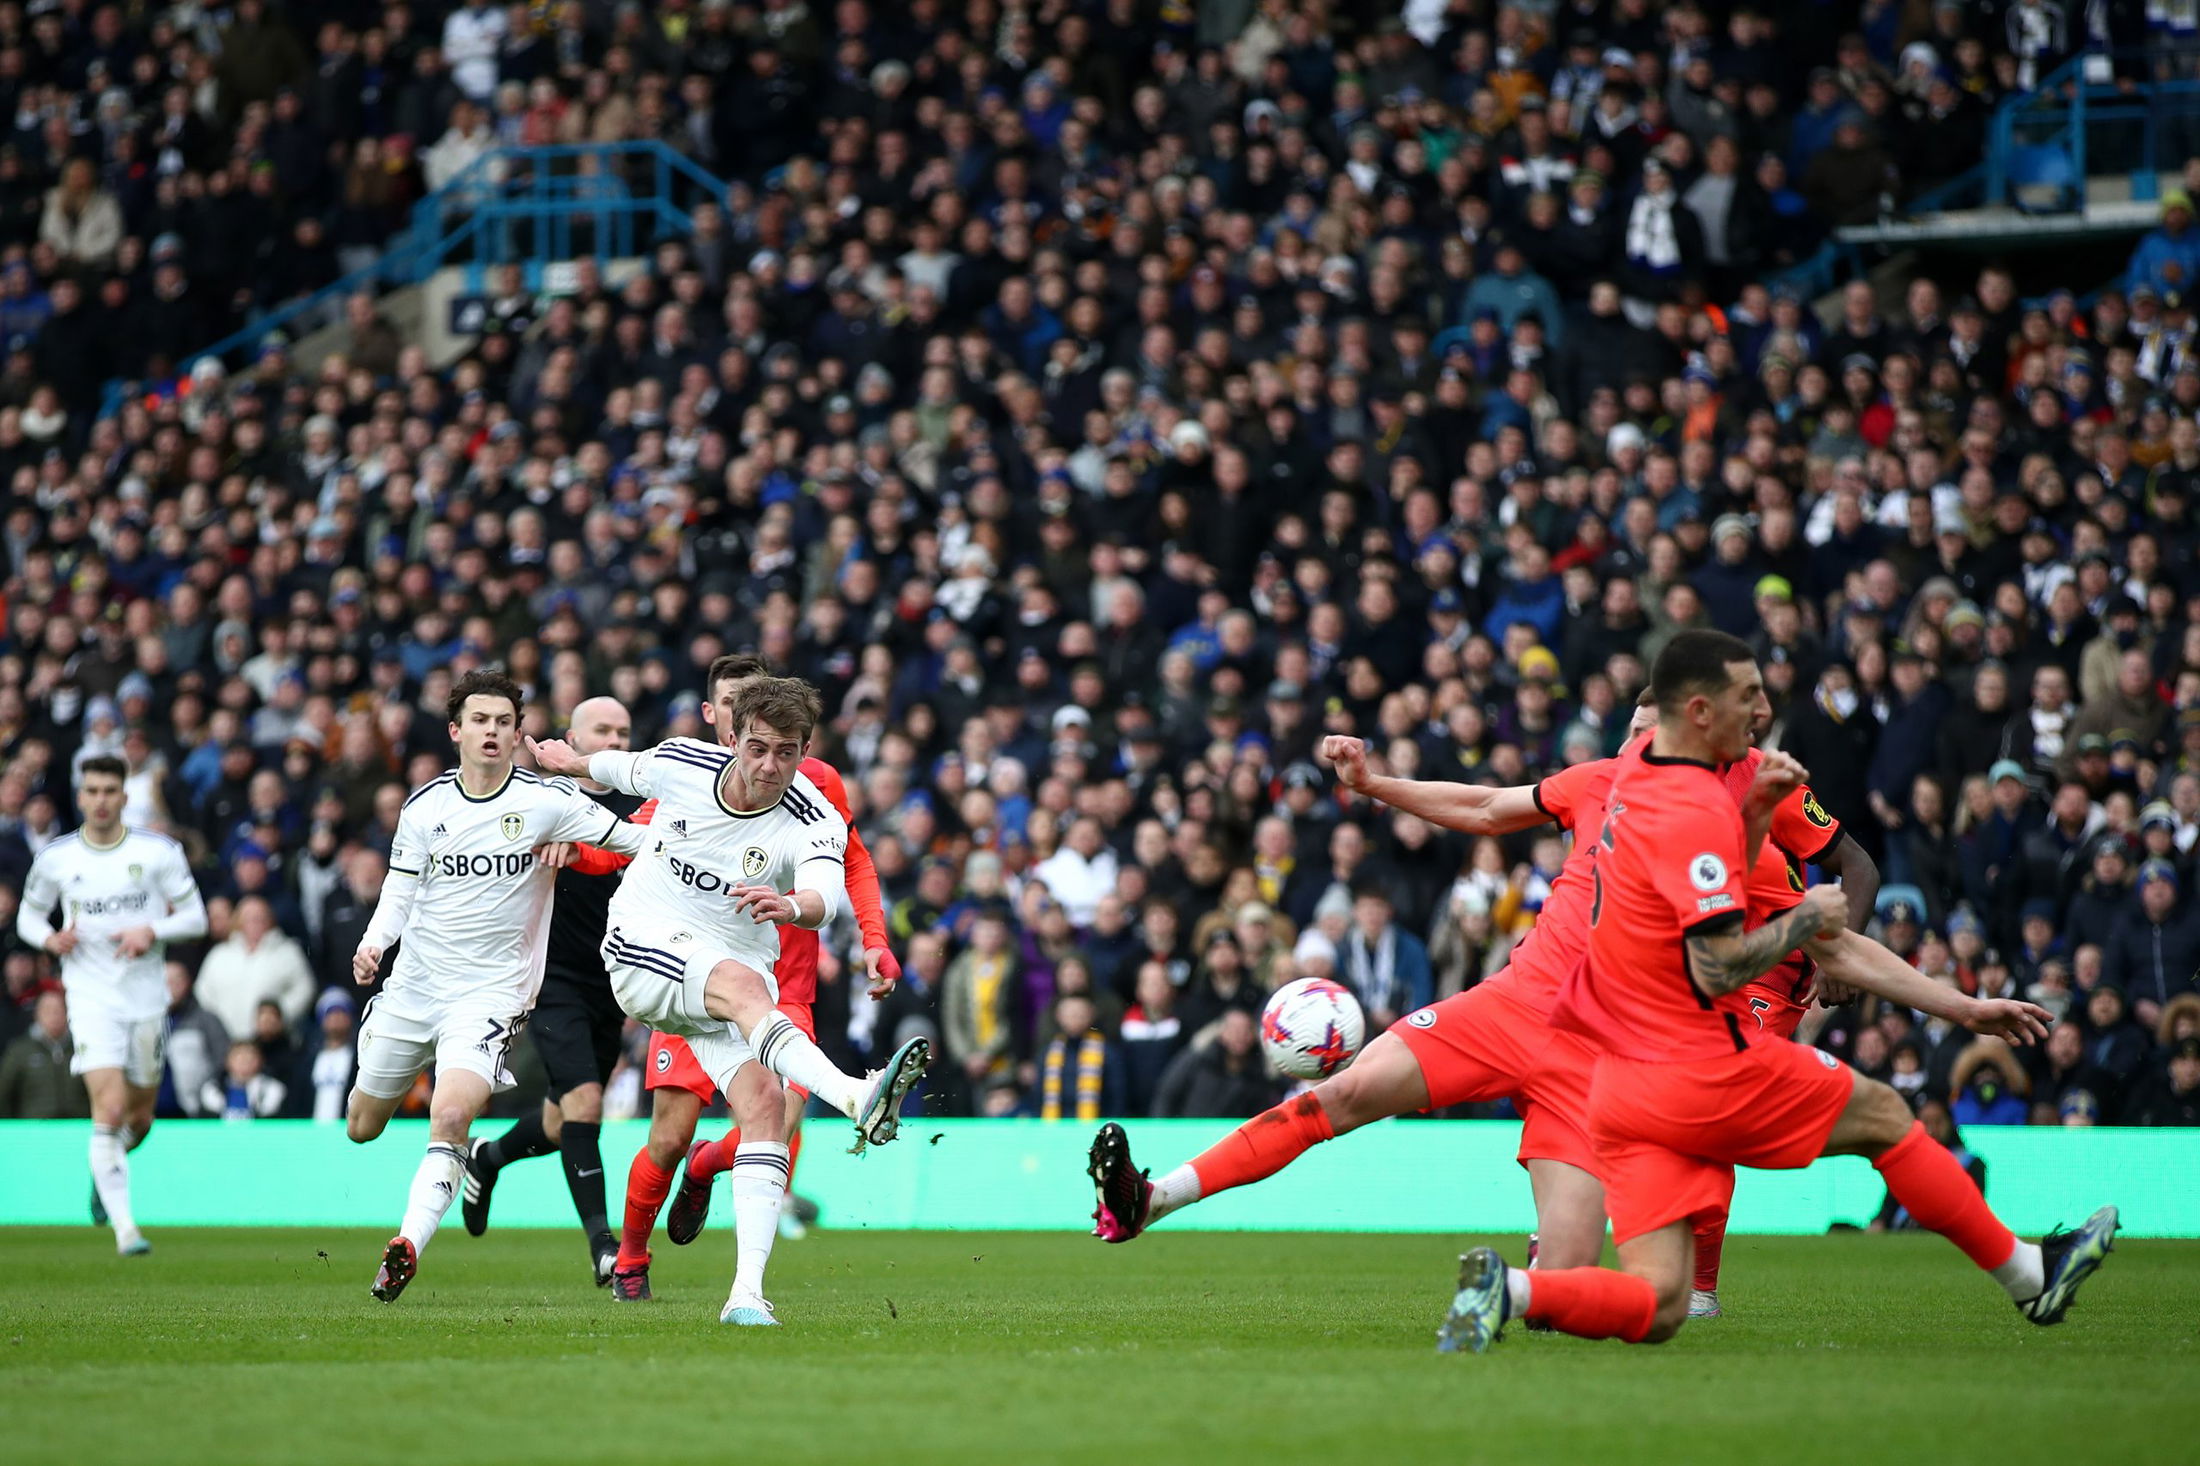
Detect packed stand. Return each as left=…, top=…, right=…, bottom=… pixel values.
left=0, top=1, right=2194, bottom=1135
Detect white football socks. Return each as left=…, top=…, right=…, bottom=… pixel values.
left=1992, top=1239, right=2047, bottom=1302
left=400, top=1142, right=467, bottom=1254
left=747, top=1012, right=862, bottom=1118
left=1505, top=1267, right=1533, bottom=1314
left=728, top=1142, right=791, bottom=1304
left=89, top=1124, right=137, bottom=1247
left=1147, top=1165, right=1201, bottom=1224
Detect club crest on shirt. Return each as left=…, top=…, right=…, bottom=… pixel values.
left=127, top=864, right=142, bottom=882
left=741, top=845, right=769, bottom=878
left=1689, top=852, right=1728, bottom=891
left=500, top=813, right=525, bottom=841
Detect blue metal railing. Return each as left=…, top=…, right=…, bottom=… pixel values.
left=102, top=141, right=732, bottom=416
left=1982, top=47, right=2200, bottom=212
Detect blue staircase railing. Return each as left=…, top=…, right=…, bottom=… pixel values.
left=102, top=141, right=732, bottom=416
left=1982, top=46, right=2200, bottom=212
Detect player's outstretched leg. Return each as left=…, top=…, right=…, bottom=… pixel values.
left=1090, top=1033, right=1430, bottom=1242
left=1442, top=1224, right=1674, bottom=1353
left=1841, top=1080, right=2119, bottom=1324
left=710, top=963, right=930, bottom=1149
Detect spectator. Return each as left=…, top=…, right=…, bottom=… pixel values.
left=2101, top=860, right=2200, bottom=1028
left=2129, top=1037, right=2200, bottom=1126
left=939, top=913, right=1019, bottom=1116
left=1029, top=992, right=1123, bottom=1123
left=1338, top=886, right=1433, bottom=1032
left=202, top=1040, right=287, bottom=1120
left=1118, top=961, right=1185, bottom=1117
left=300, top=987, right=358, bottom=1122
left=192, top=896, right=316, bottom=1042
left=162, top=964, right=232, bottom=1120
left=2078, top=984, right=2153, bottom=1115
left=38, top=159, right=124, bottom=274
left=1950, top=1038, right=2031, bottom=1126
left=1032, top=816, right=1120, bottom=927
left=0, top=990, right=87, bottom=1118
left=2130, top=193, right=2200, bottom=298
left=1153, top=1009, right=1280, bottom=1119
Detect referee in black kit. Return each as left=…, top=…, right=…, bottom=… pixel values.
left=458, top=696, right=646, bottom=1284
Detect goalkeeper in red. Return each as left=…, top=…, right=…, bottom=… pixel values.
left=1437, top=630, right=2118, bottom=1353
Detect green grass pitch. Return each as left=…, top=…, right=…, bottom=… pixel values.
left=2, top=1226, right=2192, bottom=1466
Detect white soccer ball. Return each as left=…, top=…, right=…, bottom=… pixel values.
left=1259, top=977, right=1366, bottom=1081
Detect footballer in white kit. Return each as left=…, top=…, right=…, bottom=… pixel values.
left=348, top=671, right=645, bottom=1303
left=15, top=755, right=207, bottom=1255
left=528, top=675, right=931, bottom=1326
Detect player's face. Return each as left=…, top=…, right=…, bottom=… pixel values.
left=78, top=773, right=124, bottom=831
left=702, top=676, right=758, bottom=748
left=449, top=694, right=519, bottom=768
left=570, top=704, right=631, bottom=757
left=735, top=717, right=809, bottom=800
left=1706, top=659, right=1767, bottom=762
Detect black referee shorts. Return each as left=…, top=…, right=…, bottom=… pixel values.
left=531, top=973, right=625, bottom=1100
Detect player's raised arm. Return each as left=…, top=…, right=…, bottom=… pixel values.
left=1320, top=735, right=1551, bottom=836
left=1803, top=929, right=2054, bottom=1045
left=546, top=776, right=646, bottom=857
left=806, top=760, right=900, bottom=994
left=527, top=735, right=657, bottom=798
left=563, top=798, right=656, bottom=876
left=1686, top=885, right=1846, bottom=997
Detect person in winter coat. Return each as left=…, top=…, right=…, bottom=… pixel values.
left=190, top=895, right=316, bottom=1042
left=2102, top=860, right=2200, bottom=1028
left=1151, top=1009, right=1281, bottom=1119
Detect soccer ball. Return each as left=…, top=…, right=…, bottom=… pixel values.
left=1259, top=977, right=1366, bottom=1081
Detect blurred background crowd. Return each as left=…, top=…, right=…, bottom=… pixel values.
left=0, top=0, right=2196, bottom=1137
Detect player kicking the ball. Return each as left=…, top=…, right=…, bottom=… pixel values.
left=562, top=655, right=901, bottom=1305
left=1092, top=690, right=2051, bottom=1301
left=1438, top=632, right=2117, bottom=1353
left=527, top=675, right=930, bottom=1326
left=16, top=755, right=207, bottom=1255
left=348, top=672, right=646, bottom=1303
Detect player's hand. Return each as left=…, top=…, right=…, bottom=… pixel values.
left=1811, top=974, right=1860, bottom=1008
left=534, top=841, right=576, bottom=869
left=1319, top=735, right=1372, bottom=791
left=1745, top=750, right=1808, bottom=817
left=44, top=928, right=78, bottom=956
left=1801, top=884, right=1847, bottom=937
left=353, top=944, right=383, bottom=985
left=113, top=925, right=157, bottom=957
left=1964, top=997, right=2055, bottom=1047
left=523, top=735, right=586, bottom=777
left=862, top=945, right=901, bottom=999
left=728, top=884, right=797, bottom=924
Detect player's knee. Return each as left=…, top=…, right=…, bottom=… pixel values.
left=428, top=1102, right=473, bottom=1140
left=1855, top=1078, right=1916, bottom=1149
left=561, top=1085, right=603, bottom=1125
left=346, top=1111, right=380, bottom=1144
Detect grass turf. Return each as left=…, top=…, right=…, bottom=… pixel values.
left=1, top=1226, right=2191, bottom=1466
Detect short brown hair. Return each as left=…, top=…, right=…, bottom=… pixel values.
left=79, top=754, right=127, bottom=784
left=728, top=676, right=821, bottom=745
left=707, top=653, right=771, bottom=700
left=1651, top=629, right=1756, bottom=715
left=446, top=669, right=525, bottom=725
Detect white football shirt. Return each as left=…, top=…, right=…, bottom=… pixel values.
left=382, top=767, right=644, bottom=1010
left=16, top=828, right=204, bottom=1022
left=589, top=738, right=848, bottom=978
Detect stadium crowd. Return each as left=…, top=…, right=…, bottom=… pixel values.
left=0, top=0, right=2197, bottom=1139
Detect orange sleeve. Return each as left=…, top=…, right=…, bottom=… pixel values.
left=1532, top=758, right=1610, bottom=833
left=1644, top=798, right=1747, bottom=932
left=805, top=762, right=895, bottom=965
left=1770, top=784, right=1844, bottom=866
left=567, top=797, right=655, bottom=876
